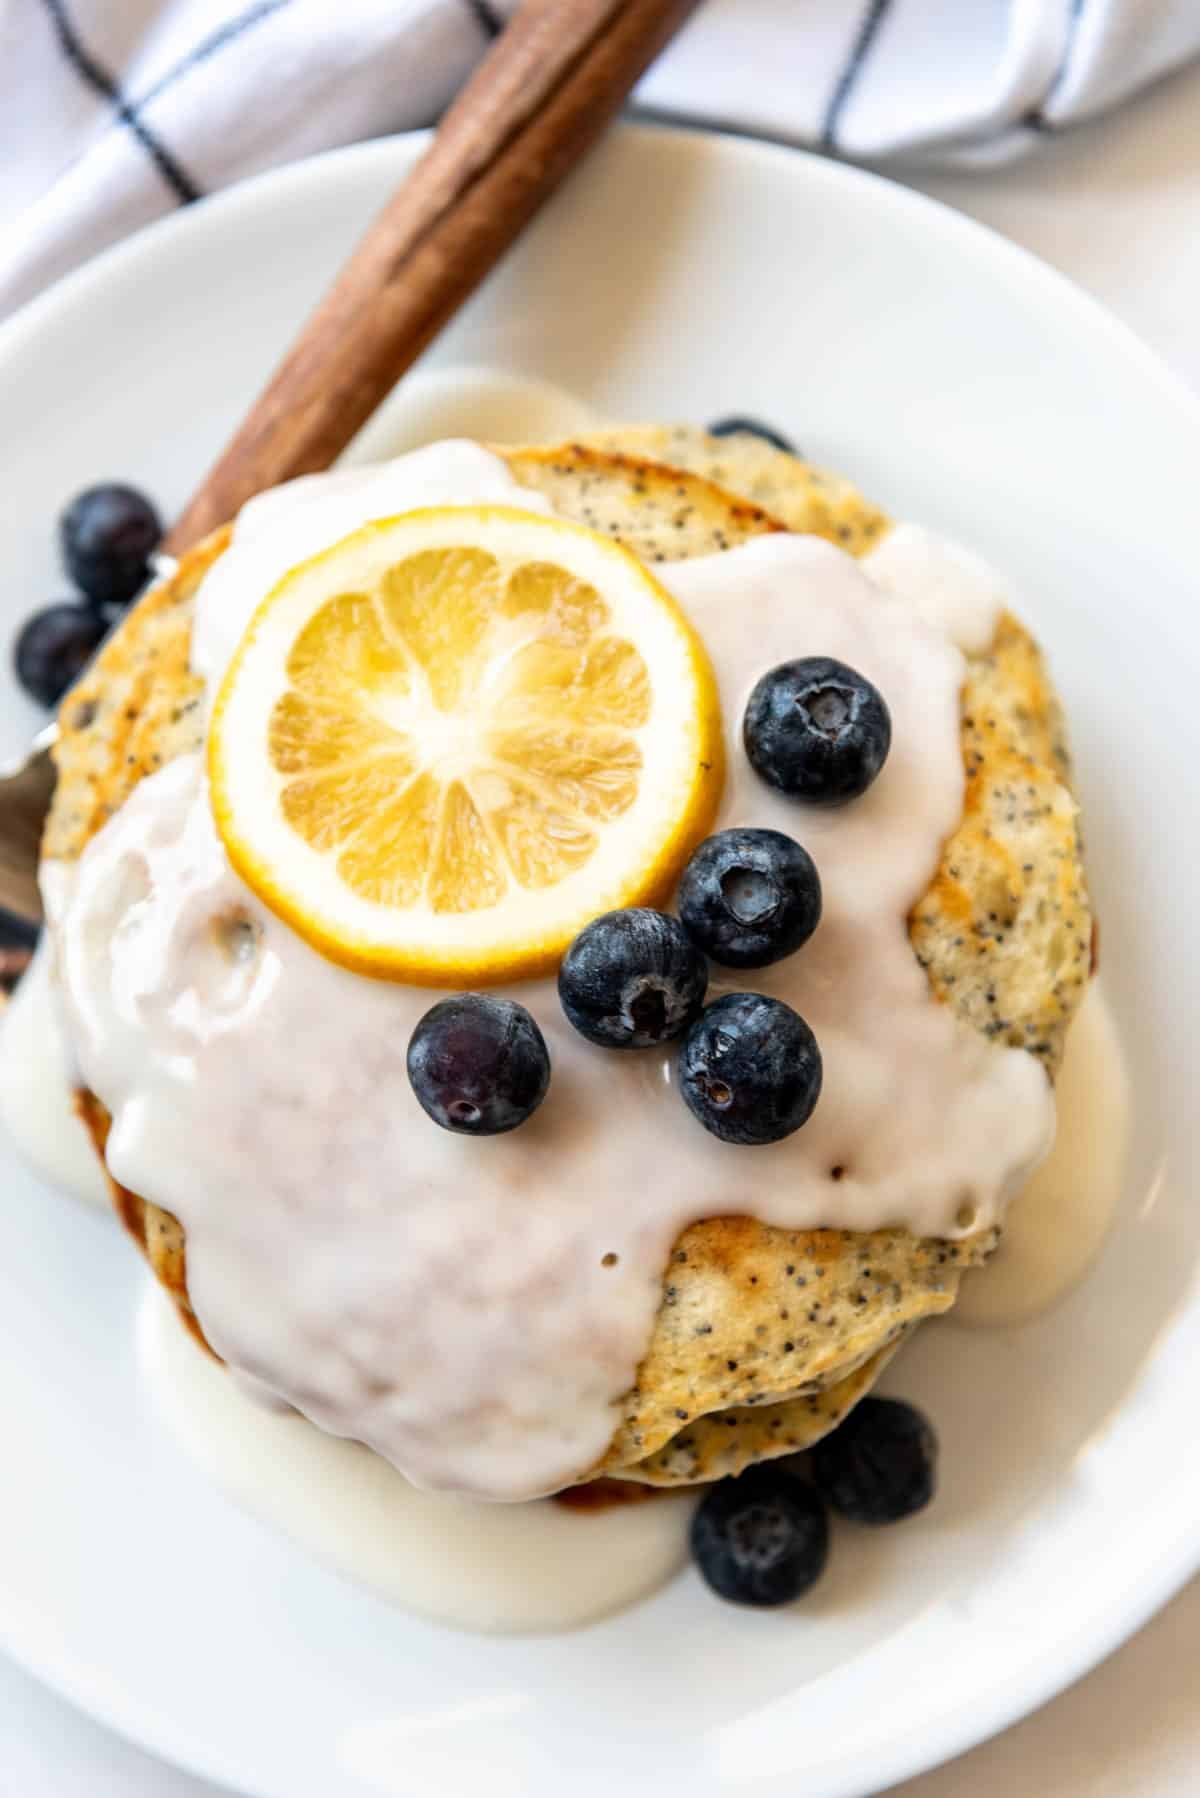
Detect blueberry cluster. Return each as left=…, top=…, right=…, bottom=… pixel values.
left=406, top=643, right=891, bottom=1147
left=690, top=1398, right=938, bottom=1608
left=14, top=484, right=163, bottom=708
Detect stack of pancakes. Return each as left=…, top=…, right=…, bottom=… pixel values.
left=46, top=428, right=1090, bottom=1487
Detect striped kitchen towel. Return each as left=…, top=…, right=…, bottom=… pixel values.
left=3, top=0, right=1198, bottom=321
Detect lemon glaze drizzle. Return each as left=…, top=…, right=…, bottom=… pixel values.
left=50, top=443, right=1054, bottom=1501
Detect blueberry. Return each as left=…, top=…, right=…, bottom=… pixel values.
left=743, top=656, right=891, bottom=806
left=812, top=1398, right=938, bottom=1524
left=407, top=995, right=550, bottom=1135
left=678, top=992, right=821, bottom=1145
left=690, top=1466, right=829, bottom=1606
left=678, top=828, right=821, bottom=969
left=60, top=483, right=162, bottom=607
left=13, top=603, right=106, bottom=707
left=707, top=417, right=796, bottom=455
left=558, top=908, right=706, bottom=1049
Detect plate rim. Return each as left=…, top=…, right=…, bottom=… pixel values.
left=4, top=121, right=1200, bottom=435
left=2, top=120, right=1199, bottom=1798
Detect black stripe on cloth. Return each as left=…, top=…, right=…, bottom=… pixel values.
left=1025, top=0, right=1089, bottom=130
left=821, top=0, right=893, bottom=150
left=38, top=0, right=201, bottom=203
left=462, top=0, right=505, bottom=38
left=130, top=0, right=295, bottom=113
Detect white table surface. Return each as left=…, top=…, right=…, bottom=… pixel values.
left=4, top=57, right=1199, bottom=1798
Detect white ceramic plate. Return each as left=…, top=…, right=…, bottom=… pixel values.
left=1, top=126, right=1197, bottom=1798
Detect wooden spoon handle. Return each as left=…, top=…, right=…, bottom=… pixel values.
left=166, top=0, right=700, bottom=553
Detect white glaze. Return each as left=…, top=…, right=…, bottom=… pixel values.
left=50, top=442, right=1056, bottom=1501
left=0, top=937, right=109, bottom=1209
left=955, top=980, right=1128, bottom=1327
left=863, top=522, right=1013, bottom=655
left=139, top=1284, right=692, bottom=1634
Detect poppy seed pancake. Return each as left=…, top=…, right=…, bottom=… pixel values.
left=46, top=438, right=1089, bottom=1486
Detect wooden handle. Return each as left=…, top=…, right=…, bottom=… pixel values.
left=166, top=0, right=700, bottom=553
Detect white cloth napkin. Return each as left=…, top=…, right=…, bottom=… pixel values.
left=3, top=0, right=1198, bottom=322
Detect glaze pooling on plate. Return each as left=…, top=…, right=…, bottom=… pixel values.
left=954, top=979, right=1129, bottom=1327
left=0, top=936, right=108, bottom=1210
left=139, top=1284, right=693, bottom=1634
left=51, top=445, right=1054, bottom=1501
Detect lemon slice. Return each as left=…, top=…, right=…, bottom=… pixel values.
left=208, top=506, right=723, bottom=983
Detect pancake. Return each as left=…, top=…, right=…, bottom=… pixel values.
left=628, top=1336, right=908, bottom=1485
left=584, top=424, right=890, bottom=554
left=46, top=440, right=1090, bottom=1487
